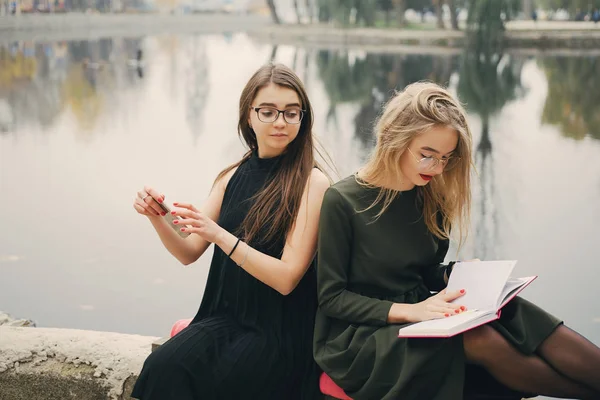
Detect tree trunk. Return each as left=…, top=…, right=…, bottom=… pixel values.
left=269, top=45, right=278, bottom=61
left=292, top=48, right=298, bottom=70
left=266, top=0, right=281, bottom=24
left=522, top=0, right=533, bottom=18
left=478, top=117, right=492, bottom=156
left=293, top=0, right=301, bottom=24
left=356, top=3, right=376, bottom=27
left=434, top=0, right=444, bottom=29
left=447, top=0, right=459, bottom=30
left=392, top=0, right=405, bottom=27
left=305, top=0, right=313, bottom=23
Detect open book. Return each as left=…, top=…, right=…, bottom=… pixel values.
left=398, top=260, right=536, bottom=338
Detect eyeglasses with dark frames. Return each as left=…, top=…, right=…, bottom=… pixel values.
left=251, top=107, right=305, bottom=124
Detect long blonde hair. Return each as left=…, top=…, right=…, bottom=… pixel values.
left=359, top=81, right=473, bottom=247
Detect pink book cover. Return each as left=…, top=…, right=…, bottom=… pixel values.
left=398, top=276, right=537, bottom=338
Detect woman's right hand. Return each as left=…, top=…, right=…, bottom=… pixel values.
left=405, top=289, right=467, bottom=322
left=133, top=186, right=166, bottom=217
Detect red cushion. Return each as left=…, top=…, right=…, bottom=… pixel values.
left=170, top=318, right=193, bottom=338
left=320, top=373, right=353, bottom=400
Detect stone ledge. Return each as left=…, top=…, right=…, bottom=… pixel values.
left=151, top=336, right=169, bottom=352
left=0, top=326, right=158, bottom=400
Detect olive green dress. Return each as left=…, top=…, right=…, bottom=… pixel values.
left=313, top=176, right=562, bottom=400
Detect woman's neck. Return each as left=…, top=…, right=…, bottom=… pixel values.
left=257, top=147, right=284, bottom=159
left=357, top=169, right=415, bottom=192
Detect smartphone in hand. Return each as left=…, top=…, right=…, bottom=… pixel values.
left=154, top=199, right=191, bottom=238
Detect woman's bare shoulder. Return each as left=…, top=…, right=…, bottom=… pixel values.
left=309, top=168, right=331, bottom=192
left=213, top=166, right=239, bottom=193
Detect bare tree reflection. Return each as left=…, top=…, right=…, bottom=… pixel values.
left=184, top=35, right=210, bottom=143
left=541, top=56, right=600, bottom=142
left=0, top=37, right=146, bottom=138
left=292, top=48, right=299, bottom=71
left=0, top=42, right=65, bottom=133
left=316, top=50, right=459, bottom=151
left=269, top=45, right=278, bottom=63
left=303, top=48, right=310, bottom=87
left=457, top=27, right=524, bottom=260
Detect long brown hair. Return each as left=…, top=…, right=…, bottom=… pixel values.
left=359, top=82, right=473, bottom=248
left=215, top=63, right=327, bottom=245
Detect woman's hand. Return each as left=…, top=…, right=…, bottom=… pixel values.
left=404, top=289, right=467, bottom=322
left=170, top=202, right=225, bottom=243
left=133, top=186, right=166, bottom=217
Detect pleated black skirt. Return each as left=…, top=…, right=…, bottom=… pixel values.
left=132, top=316, right=287, bottom=399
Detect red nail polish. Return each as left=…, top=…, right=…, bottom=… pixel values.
left=180, top=228, right=185, bottom=232
left=455, top=309, right=460, bottom=314
left=445, top=313, right=449, bottom=317
left=171, top=211, right=176, bottom=215
left=173, top=220, right=179, bottom=224
left=161, top=212, right=166, bottom=216
left=460, top=289, right=465, bottom=294
left=173, top=202, right=178, bottom=206
left=460, top=306, right=466, bottom=311
left=158, top=198, right=163, bottom=203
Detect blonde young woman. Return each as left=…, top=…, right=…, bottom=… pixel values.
left=314, top=82, right=600, bottom=400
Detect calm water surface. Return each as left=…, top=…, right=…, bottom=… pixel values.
left=1, top=34, right=599, bottom=354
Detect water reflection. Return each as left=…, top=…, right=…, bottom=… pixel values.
left=541, top=56, right=600, bottom=141
left=0, top=34, right=598, bottom=349
left=457, top=29, right=525, bottom=260
left=0, top=38, right=146, bottom=136
left=316, top=51, right=459, bottom=148
left=183, top=37, right=209, bottom=142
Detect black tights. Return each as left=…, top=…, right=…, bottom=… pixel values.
left=464, top=324, right=600, bottom=399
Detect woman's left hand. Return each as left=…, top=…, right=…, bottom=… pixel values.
left=170, top=202, right=224, bottom=243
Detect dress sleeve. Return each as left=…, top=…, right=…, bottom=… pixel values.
left=420, top=236, right=454, bottom=292
left=317, top=187, right=393, bottom=326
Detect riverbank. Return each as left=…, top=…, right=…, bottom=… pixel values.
left=1, top=13, right=600, bottom=51
left=249, top=21, right=600, bottom=51
left=0, top=311, right=36, bottom=327
left=0, top=13, right=270, bottom=42
left=0, top=326, right=157, bottom=400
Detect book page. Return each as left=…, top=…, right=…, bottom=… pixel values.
left=399, top=310, right=490, bottom=335
left=496, top=276, right=537, bottom=309
left=446, top=260, right=517, bottom=312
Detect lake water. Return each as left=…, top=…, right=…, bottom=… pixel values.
left=1, top=32, right=599, bottom=358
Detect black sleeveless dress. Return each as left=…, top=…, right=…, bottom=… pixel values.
left=132, top=152, right=321, bottom=400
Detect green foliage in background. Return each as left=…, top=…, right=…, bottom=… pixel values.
left=535, top=0, right=600, bottom=12
left=541, top=56, right=600, bottom=140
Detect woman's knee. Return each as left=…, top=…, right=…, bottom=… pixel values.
left=463, top=325, right=503, bottom=365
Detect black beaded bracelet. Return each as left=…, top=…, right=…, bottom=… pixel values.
left=228, top=238, right=241, bottom=257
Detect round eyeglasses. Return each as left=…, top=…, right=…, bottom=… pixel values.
left=407, top=148, right=460, bottom=172
left=251, top=107, right=305, bottom=124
